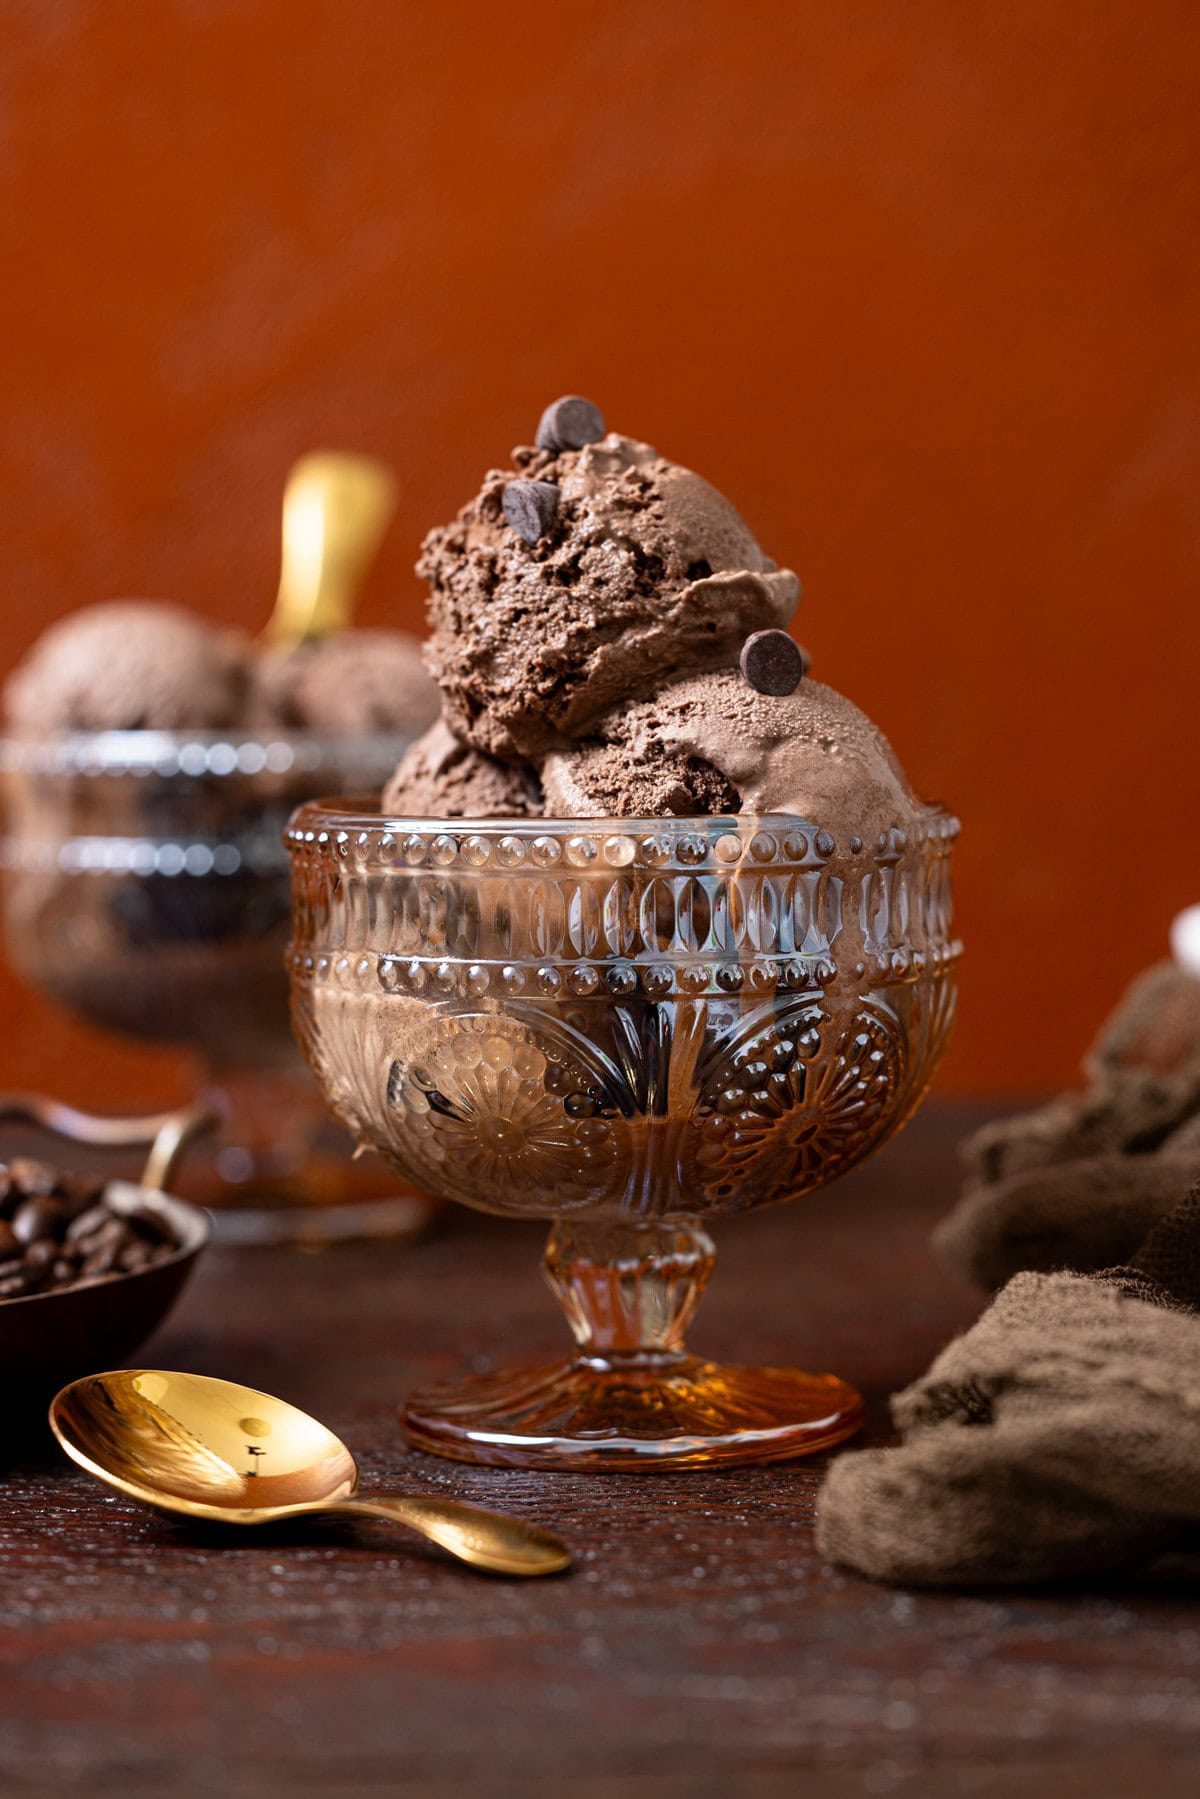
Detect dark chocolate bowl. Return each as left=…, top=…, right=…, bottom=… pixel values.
left=286, top=801, right=961, bottom=1470
left=0, top=729, right=435, bottom=1243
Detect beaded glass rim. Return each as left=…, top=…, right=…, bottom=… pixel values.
left=285, top=798, right=959, bottom=875
left=0, top=729, right=410, bottom=781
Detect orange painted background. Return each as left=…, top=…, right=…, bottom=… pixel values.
left=1, top=1, right=1198, bottom=1109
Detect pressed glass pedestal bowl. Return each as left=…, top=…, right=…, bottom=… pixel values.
left=286, top=804, right=960, bottom=1469
left=0, top=730, right=430, bottom=1241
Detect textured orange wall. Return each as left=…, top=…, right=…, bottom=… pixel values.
left=1, top=1, right=1198, bottom=1108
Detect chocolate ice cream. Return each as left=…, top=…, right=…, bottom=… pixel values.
left=382, top=394, right=926, bottom=842
left=421, top=419, right=800, bottom=760
left=250, top=629, right=439, bottom=736
left=382, top=720, right=541, bottom=819
left=5, top=602, right=247, bottom=732
left=541, top=671, right=916, bottom=841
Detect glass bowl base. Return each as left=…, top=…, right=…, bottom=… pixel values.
left=402, top=1356, right=865, bottom=1471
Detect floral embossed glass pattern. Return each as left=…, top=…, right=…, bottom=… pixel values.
left=286, top=806, right=960, bottom=1468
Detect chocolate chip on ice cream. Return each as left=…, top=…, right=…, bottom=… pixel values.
left=534, top=395, right=606, bottom=454
left=421, top=430, right=801, bottom=760
left=740, top=629, right=810, bottom=697
left=502, top=480, right=560, bottom=545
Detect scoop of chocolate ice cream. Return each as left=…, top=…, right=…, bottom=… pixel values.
left=383, top=719, right=542, bottom=818
left=422, top=430, right=799, bottom=761
left=250, top=629, right=439, bottom=736
left=5, top=602, right=247, bottom=732
left=541, top=670, right=917, bottom=843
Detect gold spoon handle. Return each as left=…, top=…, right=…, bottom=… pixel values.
left=265, top=450, right=398, bottom=648
left=332, top=1494, right=571, bottom=1578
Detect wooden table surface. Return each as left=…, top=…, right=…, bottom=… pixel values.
left=2, top=1103, right=1198, bottom=1798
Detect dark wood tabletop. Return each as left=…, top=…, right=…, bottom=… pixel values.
left=2, top=1102, right=1198, bottom=1798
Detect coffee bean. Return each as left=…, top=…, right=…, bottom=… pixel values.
left=59, top=1173, right=106, bottom=1218
left=0, top=1157, right=181, bottom=1302
left=535, top=395, right=605, bottom=454
left=9, top=1158, right=60, bottom=1198
left=502, top=479, right=560, bottom=545
left=739, top=630, right=810, bottom=697
left=66, top=1204, right=115, bottom=1244
left=118, top=1240, right=155, bottom=1273
left=128, top=1209, right=172, bottom=1245
left=12, top=1195, right=67, bottom=1246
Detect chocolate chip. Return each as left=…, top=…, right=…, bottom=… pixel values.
left=534, top=395, right=605, bottom=454
left=739, top=630, right=810, bottom=697
left=502, top=479, right=560, bottom=545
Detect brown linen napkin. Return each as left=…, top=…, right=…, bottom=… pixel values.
left=816, top=1190, right=1200, bottom=1586
left=938, top=963, right=1200, bottom=1290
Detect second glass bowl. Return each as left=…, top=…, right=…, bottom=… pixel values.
left=0, top=729, right=434, bottom=1241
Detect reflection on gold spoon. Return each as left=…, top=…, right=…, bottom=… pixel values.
left=50, top=1371, right=570, bottom=1578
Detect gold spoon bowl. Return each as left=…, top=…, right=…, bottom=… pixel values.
left=49, top=1369, right=570, bottom=1578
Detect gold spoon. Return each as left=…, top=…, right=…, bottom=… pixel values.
left=49, top=1370, right=570, bottom=1578
left=263, top=450, right=398, bottom=648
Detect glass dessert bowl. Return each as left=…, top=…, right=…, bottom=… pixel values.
left=0, top=728, right=433, bottom=1240
left=286, top=802, right=961, bottom=1469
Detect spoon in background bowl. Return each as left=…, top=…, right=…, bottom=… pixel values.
left=49, top=1369, right=570, bottom=1578
left=264, top=450, right=398, bottom=648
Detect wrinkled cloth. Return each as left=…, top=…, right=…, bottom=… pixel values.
left=817, top=1192, right=1200, bottom=1587
left=940, top=964, right=1200, bottom=1290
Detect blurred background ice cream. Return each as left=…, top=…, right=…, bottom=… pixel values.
left=5, top=602, right=248, bottom=733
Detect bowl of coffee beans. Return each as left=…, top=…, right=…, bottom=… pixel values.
left=0, top=1097, right=211, bottom=1394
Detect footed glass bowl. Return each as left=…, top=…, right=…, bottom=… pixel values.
left=0, top=730, right=432, bottom=1241
left=286, top=804, right=960, bottom=1469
